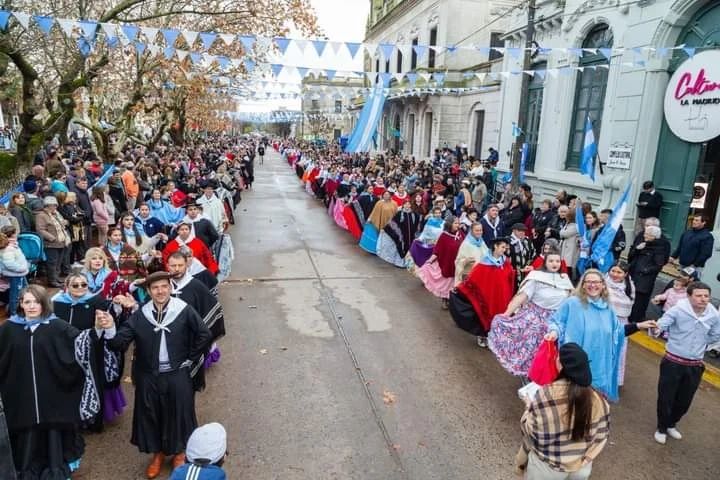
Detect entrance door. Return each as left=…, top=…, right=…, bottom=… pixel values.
left=424, top=112, right=433, bottom=157
left=407, top=114, right=415, bottom=155
left=473, top=111, right=485, bottom=159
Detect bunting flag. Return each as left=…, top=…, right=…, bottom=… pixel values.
left=181, top=29, right=198, bottom=47
left=345, top=42, right=361, bottom=58
left=0, top=10, right=10, bottom=30
left=12, top=12, right=30, bottom=29
left=199, top=32, right=218, bottom=50
left=161, top=28, right=180, bottom=46
left=121, top=24, right=139, bottom=41
left=312, top=39, right=327, bottom=57
left=34, top=15, right=54, bottom=35
left=345, top=85, right=388, bottom=153
left=274, top=37, right=292, bottom=54
left=379, top=43, right=394, bottom=59
left=239, top=34, right=256, bottom=52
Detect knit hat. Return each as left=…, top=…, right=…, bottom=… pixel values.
left=43, top=196, right=58, bottom=206
left=186, top=423, right=227, bottom=465
left=23, top=178, right=37, bottom=193
left=559, top=343, right=592, bottom=387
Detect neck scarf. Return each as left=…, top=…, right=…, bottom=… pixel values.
left=107, top=242, right=122, bottom=254
left=52, top=290, right=95, bottom=305
left=484, top=252, right=505, bottom=267
left=466, top=234, right=486, bottom=249
left=123, top=228, right=136, bottom=239
left=87, top=268, right=111, bottom=293
left=8, top=314, right=57, bottom=330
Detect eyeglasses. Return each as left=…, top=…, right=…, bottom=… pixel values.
left=583, top=280, right=603, bottom=286
left=69, top=283, right=88, bottom=288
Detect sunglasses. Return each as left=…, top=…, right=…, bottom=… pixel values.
left=69, top=282, right=88, bottom=288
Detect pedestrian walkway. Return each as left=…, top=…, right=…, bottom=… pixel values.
left=80, top=148, right=720, bottom=479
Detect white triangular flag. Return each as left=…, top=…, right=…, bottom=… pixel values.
left=219, top=33, right=235, bottom=46
left=12, top=12, right=30, bottom=29
left=419, top=72, right=431, bottom=82
left=100, top=22, right=117, bottom=38
left=176, top=49, right=188, bottom=61
left=147, top=44, right=161, bottom=56
left=57, top=18, right=76, bottom=36
left=475, top=72, right=486, bottom=82
left=142, top=27, right=159, bottom=42
left=182, top=30, right=199, bottom=47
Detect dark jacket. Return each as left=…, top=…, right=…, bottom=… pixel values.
left=481, top=215, right=505, bottom=246
left=672, top=227, right=714, bottom=267
left=501, top=206, right=525, bottom=231
left=9, top=205, right=34, bottom=232
left=71, top=185, right=94, bottom=225
left=171, top=218, right=218, bottom=248
left=636, top=191, right=663, bottom=219
left=628, top=239, right=668, bottom=293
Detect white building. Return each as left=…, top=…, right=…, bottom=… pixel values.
left=498, top=0, right=720, bottom=289
left=364, top=0, right=516, bottom=159
left=299, top=76, right=364, bottom=140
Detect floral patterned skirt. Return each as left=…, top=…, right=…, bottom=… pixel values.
left=488, top=302, right=554, bottom=376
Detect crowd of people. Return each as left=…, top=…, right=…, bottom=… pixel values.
left=0, top=135, right=265, bottom=479
left=281, top=138, right=720, bottom=478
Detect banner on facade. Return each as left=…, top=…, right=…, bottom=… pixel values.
left=664, top=51, right=720, bottom=143
left=606, top=146, right=632, bottom=169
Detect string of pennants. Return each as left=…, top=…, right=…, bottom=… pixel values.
left=0, top=9, right=709, bottom=79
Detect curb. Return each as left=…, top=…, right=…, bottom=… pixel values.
left=629, top=334, right=720, bottom=389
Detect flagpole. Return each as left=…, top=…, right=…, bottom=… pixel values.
left=511, top=0, right=536, bottom=189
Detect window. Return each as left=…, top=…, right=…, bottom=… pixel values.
left=489, top=32, right=504, bottom=61
left=428, top=27, right=437, bottom=68
left=334, top=100, right=342, bottom=114
left=385, top=59, right=390, bottom=73
left=565, top=25, right=613, bottom=171
left=411, top=37, right=418, bottom=70
left=375, top=58, right=380, bottom=73
left=311, top=99, right=319, bottom=110
left=525, top=62, right=547, bottom=172
left=396, top=49, right=403, bottom=73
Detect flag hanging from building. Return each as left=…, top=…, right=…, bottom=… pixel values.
left=576, top=200, right=591, bottom=276
left=512, top=122, right=523, bottom=138
left=590, top=182, right=632, bottom=272
left=345, top=84, right=388, bottom=153
left=580, top=116, right=597, bottom=181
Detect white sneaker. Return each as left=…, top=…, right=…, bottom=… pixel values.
left=667, top=428, right=682, bottom=440
left=654, top=431, right=667, bottom=444
left=477, top=336, right=488, bottom=348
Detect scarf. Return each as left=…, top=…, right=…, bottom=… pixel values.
left=86, top=268, right=111, bottom=293
left=466, top=234, right=487, bottom=249
left=7, top=314, right=57, bottom=330
left=75, top=329, right=120, bottom=421
left=483, top=253, right=506, bottom=267
left=106, top=242, right=122, bottom=255
left=123, top=228, right=137, bottom=240
left=52, top=291, right=96, bottom=305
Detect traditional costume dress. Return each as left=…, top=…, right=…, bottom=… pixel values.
left=52, top=291, right=126, bottom=429
left=454, top=234, right=489, bottom=286
left=103, top=242, right=148, bottom=283
left=103, top=296, right=212, bottom=455
left=196, top=194, right=226, bottom=234
left=509, top=233, right=535, bottom=290
left=377, top=209, right=422, bottom=268
left=342, top=198, right=367, bottom=241
left=457, top=253, right=516, bottom=337
left=408, top=217, right=444, bottom=269
left=84, top=266, right=133, bottom=300
left=488, top=270, right=573, bottom=376
left=171, top=273, right=226, bottom=382
left=416, top=229, right=465, bottom=299
left=163, top=236, right=219, bottom=275
left=548, top=296, right=626, bottom=402
left=147, top=198, right=185, bottom=225
left=605, top=275, right=635, bottom=387
left=0, top=314, right=101, bottom=480
left=359, top=199, right=397, bottom=255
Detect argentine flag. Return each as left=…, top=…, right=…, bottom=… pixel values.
left=590, top=182, right=633, bottom=272
left=580, top=116, right=597, bottom=181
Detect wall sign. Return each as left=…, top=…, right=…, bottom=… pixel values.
left=664, top=51, right=720, bottom=143
left=607, top=146, right=632, bottom=169
left=691, top=182, right=708, bottom=208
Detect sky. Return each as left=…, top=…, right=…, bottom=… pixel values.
left=236, top=0, right=370, bottom=113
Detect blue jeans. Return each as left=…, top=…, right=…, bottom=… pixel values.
left=7, top=276, right=27, bottom=314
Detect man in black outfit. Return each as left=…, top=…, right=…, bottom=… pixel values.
left=171, top=202, right=219, bottom=249
left=635, top=180, right=663, bottom=233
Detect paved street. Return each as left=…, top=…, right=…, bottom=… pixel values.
left=81, top=149, right=720, bottom=479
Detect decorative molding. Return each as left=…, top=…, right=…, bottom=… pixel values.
left=563, top=0, right=621, bottom=32
left=428, top=10, right=440, bottom=26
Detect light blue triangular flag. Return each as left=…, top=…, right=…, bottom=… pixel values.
left=77, top=38, right=93, bottom=57
left=239, top=35, right=256, bottom=51
left=656, top=47, right=669, bottom=58
left=345, top=42, right=361, bottom=58
left=189, top=52, right=202, bottom=64
left=413, top=44, right=428, bottom=58
left=476, top=46, right=490, bottom=55
left=163, top=46, right=175, bottom=60
left=312, top=39, right=327, bottom=57
left=598, top=48, right=612, bottom=60
left=199, top=32, right=217, bottom=51
left=506, top=47, right=522, bottom=58
left=534, top=70, right=546, bottom=79
left=683, top=47, right=696, bottom=58
left=0, top=11, right=10, bottom=31
left=433, top=72, right=445, bottom=85
left=134, top=42, right=146, bottom=56
left=121, top=24, right=139, bottom=41
left=161, top=28, right=180, bottom=47
left=538, top=47, right=552, bottom=55
left=406, top=72, right=418, bottom=87
left=379, top=43, right=394, bottom=59
left=33, top=15, right=54, bottom=35
left=446, top=45, right=458, bottom=55
left=217, top=56, right=230, bottom=70
left=105, top=35, right=118, bottom=48
left=567, top=47, right=582, bottom=57
left=271, top=64, right=283, bottom=77
left=380, top=72, right=392, bottom=86
left=78, top=20, right=98, bottom=41
left=274, top=37, right=291, bottom=54
left=325, top=69, right=336, bottom=81
left=297, top=67, right=309, bottom=78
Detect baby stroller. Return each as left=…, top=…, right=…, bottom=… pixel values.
left=17, top=232, right=46, bottom=278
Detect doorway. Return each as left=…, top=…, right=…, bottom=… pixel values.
left=473, top=110, right=485, bottom=159
left=424, top=112, right=433, bottom=157
left=407, top=114, right=415, bottom=155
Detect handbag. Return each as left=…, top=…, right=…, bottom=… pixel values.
left=528, top=340, right=559, bottom=385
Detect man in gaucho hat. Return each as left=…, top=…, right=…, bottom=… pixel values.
left=95, top=271, right=212, bottom=479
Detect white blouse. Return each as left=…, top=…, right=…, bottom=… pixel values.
left=521, top=279, right=572, bottom=310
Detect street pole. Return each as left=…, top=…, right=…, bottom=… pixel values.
left=511, top=0, right=536, bottom=189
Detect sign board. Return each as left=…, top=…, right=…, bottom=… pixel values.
left=691, top=182, right=709, bottom=209
left=664, top=51, right=720, bottom=143
left=607, top=146, right=632, bottom=169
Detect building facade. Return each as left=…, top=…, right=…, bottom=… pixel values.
left=497, top=0, right=720, bottom=288
left=298, top=76, right=364, bottom=140
left=364, top=0, right=516, bottom=160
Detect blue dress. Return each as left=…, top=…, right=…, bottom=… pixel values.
left=548, top=296, right=625, bottom=402
left=359, top=222, right=379, bottom=254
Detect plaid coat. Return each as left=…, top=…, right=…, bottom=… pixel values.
left=517, top=379, right=610, bottom=473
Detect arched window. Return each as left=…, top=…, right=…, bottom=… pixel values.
left=525, top=61, right=547, bottom=172
left=565, top=24, right=613, bottom=170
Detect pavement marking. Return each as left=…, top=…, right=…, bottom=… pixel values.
left=630, top=334, right=720, bottom=388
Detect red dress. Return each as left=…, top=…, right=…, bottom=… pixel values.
left=391, top=193, right=409, bottom=207
left=457, top=259, right=515, bottom=332
left=163, top=238, right=219, bottom=274
left=530, top=255, right=568, bottom=274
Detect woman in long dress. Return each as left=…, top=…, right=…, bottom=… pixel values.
left=359, top=191, right=398, bottom=255
left=377, top=200, right=422, bottom=268
left=416, top=215, right=465, bottom=308
left=605, top=261, right=635, bottom=387
left=453, top=222, right=489, bottom=286
left=546, top=269, right=656, bottom=401
left=489, top=249, right=573, bottom=377
left=407, top=206, right=444, bottom=268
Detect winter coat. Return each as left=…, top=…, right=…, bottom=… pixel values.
left=672, top=227, right=714, bottom=268
left=559, top=222, right=580, bottom=269
left=35, top=209, right=70, bottom=249
left=628, top=239, right=667, bottom=293
left=9, top=205, right=34, bottom=232
left=636, top=191, right=663, bottom=219
left=92, top=198, right=110, bottom=225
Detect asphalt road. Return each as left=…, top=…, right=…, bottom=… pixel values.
left=80, top=149, right=720, bottom=480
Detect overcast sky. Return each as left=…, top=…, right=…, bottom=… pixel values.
left=237, top=0, right=369, bottom=113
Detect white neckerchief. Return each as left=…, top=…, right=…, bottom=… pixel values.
left=141, top=297, right=186, bottom=365
left=171, top=272, right=193, bottom=295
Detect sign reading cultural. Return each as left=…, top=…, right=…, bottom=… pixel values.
left=664, top=51, right=720, bottom=143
